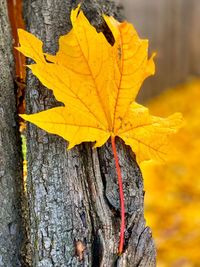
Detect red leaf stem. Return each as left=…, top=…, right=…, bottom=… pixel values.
left=111, top=136, right=125, bottom=255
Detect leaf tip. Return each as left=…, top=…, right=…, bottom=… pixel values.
left=19, top=113, right=28, bottom=120
left=145, top=52, right=156, bottom=77
left=71, top=3, right=82, bottom=22
left=67, top=142, right=75, bottom=150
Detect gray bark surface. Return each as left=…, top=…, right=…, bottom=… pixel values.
left=0, top=1, right=23, bottom=266
left=23, top=1, right=156, bottom=266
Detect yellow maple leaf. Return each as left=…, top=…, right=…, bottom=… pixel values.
left=17, top=5, right=183, bottom=255
left=17, top=6, right=182, bottom=162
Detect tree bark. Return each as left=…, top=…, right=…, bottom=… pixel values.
left=23, top=1, right=156, bottom=266
left=0, top=1, right=23, bottom=266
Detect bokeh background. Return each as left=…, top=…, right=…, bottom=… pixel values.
left=115, top=0, right=200, bottom=266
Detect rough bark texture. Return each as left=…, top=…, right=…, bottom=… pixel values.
left=23, top=1, right=156, bottom=266
left=0, top=1, right=23, bottom=266
left=120, top=0, right=200, bottom=100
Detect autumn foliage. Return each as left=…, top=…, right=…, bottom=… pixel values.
left=17, top=5, right=182, bottom=254
left=17, top=6, right=182, bottom=162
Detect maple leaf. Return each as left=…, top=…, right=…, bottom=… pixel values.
left=17, top=5, right=183, bottom=254
left=17, top=6, right=182, bottom=162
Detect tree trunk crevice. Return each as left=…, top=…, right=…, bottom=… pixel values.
left=0, top=1, right=24, bottom=266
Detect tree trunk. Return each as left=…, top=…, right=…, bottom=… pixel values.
left=0, top=1, right=23, bottom=266
left=23, top=1, right=156, bottom=266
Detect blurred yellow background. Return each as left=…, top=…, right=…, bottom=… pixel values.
left=141, top=80, right=200, bottom=267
